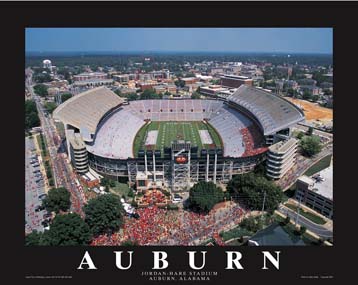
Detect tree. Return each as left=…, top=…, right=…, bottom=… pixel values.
left=311, top=95, right=319, bottom=102
left=42, top=187, right=71, bottom=214
left=41, top=213, right=92, bottom=245
left=300, top=135, right=322, bottom=157
left=302, top=91, right=312, bottom=101
left=27, top=112, right=40, bottom=127
left=323, top=89, right=332, bottom=96
left=44, top=102, right=57, bottom=114
left=100, top=177, right=116, bottom=188
left=25, top=230, right=43, bottom=246
left=240, top=216, right=263, bottom=232
left=126, top=93, right=138, bottom=101
left=286, top=88, right=295, bottom=97
left=84, top=194, right=124, bottom=236
left=109, top=180, right=116, bottom=188
left=33, top=84, right=48, bottom=97
left=253, top=162, right=266, bottom=177
left=114, top=89, right=122, bottom=97
left=48, top=178, right=54, bottom=187
left=227, top=173, right=283, bottom=213
left=188, top=181, right=224, bottom=213
left=140, top=89, right=160, bottom=100
left=63, top=71, right=73, bottom=84
left=33, top=72, right=52, bottom=83
left=191, top=91, right=201, bottom=99
left=296, top=131, right=305, bottom=140
left=174, top=79, right=185, bottom=88
left=127, top=189, right=135, bottom=198
left=210, top=79, right=220, bottom=85
left=61, top=93, right=72, bottom=103
left=307, top=126, right=314, bottom=136
left=284, top=216, right=291, bottom=225
left=100, top=177, right=110, bottom=186
left=25, top=100, right=40, bottom=131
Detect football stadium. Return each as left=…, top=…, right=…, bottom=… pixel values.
left=53, top=85, right=305, bottom=191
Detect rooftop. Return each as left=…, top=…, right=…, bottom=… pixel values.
left=311, top=164, right=333, bottom=200
left=269, top=138, right=297, bottom=153
left=221, top=74, right=251, bottom=80
left=228, top=85, right=305, bottom=135
left=68, top=133, right=86, bottom=149
left=74, top=72, right=107, bottom=76
left=298, top=175, right=314, bottom=186
left=181, top=77, right=197, bottom=81
left=53, top=86, right=123, bottom=141
left=298, top=162, right=333, bottom=200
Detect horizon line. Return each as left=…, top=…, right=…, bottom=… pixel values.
left=26, top=50, right=333, bottom=55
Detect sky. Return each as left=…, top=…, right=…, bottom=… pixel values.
left=26, top=28, right=333, bottom=54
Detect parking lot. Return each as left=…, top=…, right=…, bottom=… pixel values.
left=25, top=136, right=48, bottom=233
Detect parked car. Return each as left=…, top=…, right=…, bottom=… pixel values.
left=43, top=213, right=52, bottom=219
left=35, top=205, right=45, bottom=212
left=38, top=194, right=47, bottom=200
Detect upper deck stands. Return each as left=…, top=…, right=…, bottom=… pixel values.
left=127, top=99, right=224, bottom=121
left=227, top=85, right=305, bottom=135
left=53, top=87, right=123, bottom=141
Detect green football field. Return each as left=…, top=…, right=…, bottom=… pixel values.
left=133, top=121, right=222, bottom=157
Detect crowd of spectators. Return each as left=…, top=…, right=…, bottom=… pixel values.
left=90, top=201, right=247, bottom=246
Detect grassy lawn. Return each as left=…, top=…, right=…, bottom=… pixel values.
left=54, top=121, right=65, bottom=138
left=206, top=122, right=223, bottom=147
left=304, top=154, right=332, bottom=176
left=36, top=134, right=42, bottom=152
left=285, top=203, right=326, bottom=225
left=110, top=182, right=131, bottom=198
left=36, top=133, right=48, bottom=158
left=133, top=121, right=222, bottom=157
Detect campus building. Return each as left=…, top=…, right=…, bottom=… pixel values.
left=220, top=74, right=253, bottom=88
left=67, top=131, right=89, bottom=174
left=113, top=74, right=129, bottom=83
left=199, top=85, right=236, bottom=98
left=295, top=162, right=333, bottom=219
left=181, top=77, right=198, bottom=85
left=73, top=72, right=108, bottom=81
left=266, top=138, right=298, bottom=179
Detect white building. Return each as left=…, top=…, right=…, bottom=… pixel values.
left=295, top=161, right=333, bottom=219
left=266, top=138, right=297, bottom=179
left=43, top=59, right=52, bottom=69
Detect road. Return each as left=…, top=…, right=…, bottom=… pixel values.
left=27, top=82, right=86, bottom=217
left=294, top=124, right=333, bottom=141
left=25, top=137, right=46, bottom=233
left=278, top=205, right=333, bottom=239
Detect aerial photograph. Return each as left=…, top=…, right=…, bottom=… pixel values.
left=25, top=28, right=333, bottom=246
